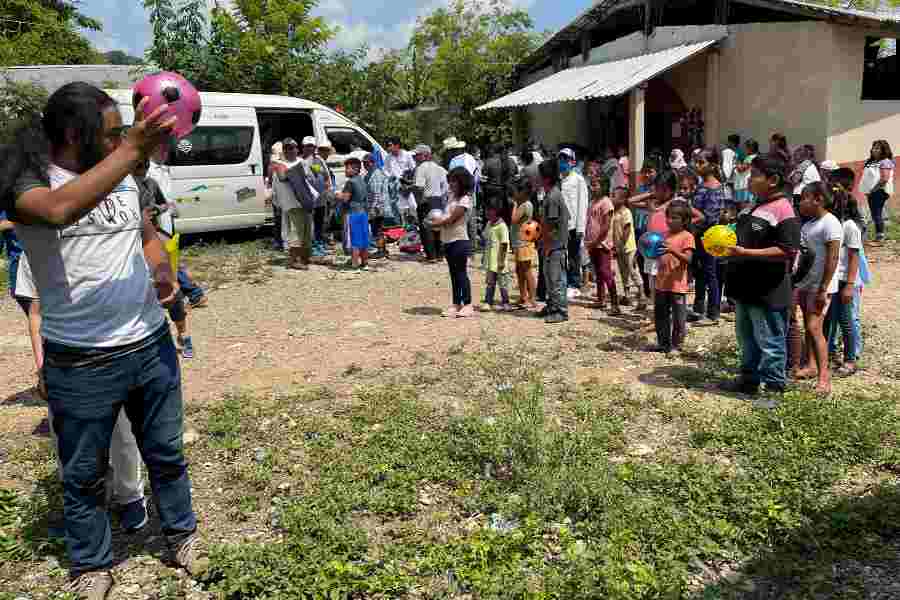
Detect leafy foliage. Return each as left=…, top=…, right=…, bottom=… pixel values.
left=0, top=0, right=104, bottom=65
left=409, top=0, right=544, bottom=147
left=0, top=77, right=48, bottom=143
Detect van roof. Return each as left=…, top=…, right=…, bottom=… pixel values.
left=105, top=89, right=334, bottom=112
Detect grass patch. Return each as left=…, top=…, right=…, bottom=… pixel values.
left=201, top=368, right=900, bottom=599
left=0, top=469, right=66, bottom=563
left=181, top=238, right=275, bottom=291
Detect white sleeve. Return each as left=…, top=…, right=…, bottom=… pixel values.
left=843, top=221, right=862, bottom=249
left=13, top=253, right=38, bottom=300
left=826, top=216, right=843, bottom=243
left=804, top=164, right=821, bottom=185
left=576, top=177, right=589, bottom=234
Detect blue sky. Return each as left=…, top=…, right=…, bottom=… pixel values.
left=80, top=0, right=587, bottom=60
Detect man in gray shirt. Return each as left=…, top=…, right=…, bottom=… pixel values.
left=413, top=144, right=448, bottom=261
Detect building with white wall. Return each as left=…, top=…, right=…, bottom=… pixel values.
left=479, top=0, right=900, bottom=183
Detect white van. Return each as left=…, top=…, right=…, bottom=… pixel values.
left=106, top=90, right=379, bottom=234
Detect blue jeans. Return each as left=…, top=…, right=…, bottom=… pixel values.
left=44, top=330, right=197, bottom=575
left=734, top=302, right=788, bottom=390
left=444, top=240, right=472, bottom=306
left=177, top=268, right=204, bottom=304
left=825, top=282, right=862, bottom=362
left=693, top=241, right=721, bottom=319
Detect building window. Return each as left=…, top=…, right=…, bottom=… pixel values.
left=862, top=36, right=900, bottom=100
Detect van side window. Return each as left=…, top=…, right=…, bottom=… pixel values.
left=325, top=127, right=373, bottom=155
left=168, top=126, right=255, bottom=166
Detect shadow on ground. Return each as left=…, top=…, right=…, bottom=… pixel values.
left=694, top=483, right=900, bottom=599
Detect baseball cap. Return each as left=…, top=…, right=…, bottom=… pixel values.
left=414, top=144, right=432, bottom=155
left=301, top=136, right=317, bottom=147
left=559, top=147, right=576, bottom=160
left=283, top=137, right=299, bottom=147
left=820, top=159, right=839, bottom=172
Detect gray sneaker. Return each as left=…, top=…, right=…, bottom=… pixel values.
left=171, top=533, right=210, bottom=579
left=65, top=570, right=113, bottom=600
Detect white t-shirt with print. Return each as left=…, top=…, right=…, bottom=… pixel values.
left=836, top=219, right=863, bottom=286
left=14, top=165, right=165, bottom=347
left=733, top=154, right=754, bottom=191
left=797, top=212, right=843, bottom=294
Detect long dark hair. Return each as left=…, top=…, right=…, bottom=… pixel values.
left=867, top=139, right=893, bottom=166
left=829, top=171, right=864, bottom=228
left=447, top=166, right=474, bottom=196
left=0, top=82, right=117, bottom=207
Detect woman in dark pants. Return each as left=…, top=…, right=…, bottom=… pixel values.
left=433, top=166, right=475, bottom=318
left=863, top=140, right=895, bottom=242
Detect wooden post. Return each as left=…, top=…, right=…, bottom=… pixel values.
left=629, top=84, right=646, bottom=189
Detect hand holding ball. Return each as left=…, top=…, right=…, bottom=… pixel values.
left=638, top=231, right=666, bottom=259
left=132, top=72, right=202, bottom=140
left=520, top=220, right=542, bottom=243
left=424, top=209, right=445, bottom=230
left=702, top=225, right=738, bottom=258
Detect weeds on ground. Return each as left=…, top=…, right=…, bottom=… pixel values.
left=181, top=239, right=274, bottom=290
left=200, top=361, right=900, bottom=599
left=0, top=468, right=65, bottom=563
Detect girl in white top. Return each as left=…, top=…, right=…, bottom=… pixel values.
left=795, top=181, right=844, bottom=396
left=790, top=144, right=821, bottom=199
left=861, top=140, right=895, bottom=242
left=432, top=166, right=475, bottom=318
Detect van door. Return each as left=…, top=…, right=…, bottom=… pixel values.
left=316, top=113, right=375, bottom=189
left=164, top=106, right=266, bottom=234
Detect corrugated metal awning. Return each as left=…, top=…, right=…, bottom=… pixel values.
left=478, top=39, right=720, bottom=111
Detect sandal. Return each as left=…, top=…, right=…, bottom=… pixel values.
left=836, top=364, right=858, bottom=378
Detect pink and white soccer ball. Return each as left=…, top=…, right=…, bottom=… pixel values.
left=132, top=71, right=201, bottom=139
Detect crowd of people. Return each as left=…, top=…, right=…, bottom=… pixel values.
left=263, top=128, right=891, bottom=398
left=0, top=77, right=895, bottom=599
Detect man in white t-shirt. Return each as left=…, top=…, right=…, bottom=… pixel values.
left=413, top=144, right=448, bottom=261
left=5, top=85, right=205, bottom=589
left=384, top=137, right=417, bottom=222
left=559, top=148, right=589, bottom=295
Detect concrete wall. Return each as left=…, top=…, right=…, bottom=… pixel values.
left=526, top=101, right=584, bottom=148
left=2, top=65, right=149, bottom=93
left=662, top=52, right=707, bottom=114
left=716, top=21, right=833, bottom=154
left=827, top=25, right=900, bottom=164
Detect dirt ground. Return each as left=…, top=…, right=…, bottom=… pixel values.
left=2, top=237, right=900, bottom=598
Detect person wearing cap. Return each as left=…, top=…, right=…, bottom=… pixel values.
left=559, top=147, right=589, bottom=296
left=364, top=152, right=390, bottom=258
left=272, top=138, right=317, bottom=269
left=384, top=137, right=417, bottom=226
left=413, top=144, right=448, bottom=262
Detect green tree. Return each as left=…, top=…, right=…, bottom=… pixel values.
left=103, top=50, right=144, bottom=65
left=0, top=77, right=48, bottom=142
left=0, top=0, right=104, bottom=65
left=410, top=0, right=542, bottom=148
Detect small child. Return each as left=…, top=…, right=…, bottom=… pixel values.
left=611, top=186, right=647, bottom=310
left=794, top=182, right=843, bottom=396
left=632, top=171, right=701, bottom=303
left=134, top=160, right=196, bottom=359
left=584, top=177, right=618, bottom=314
left=510, top=178, right=538, bottom=309
left=482, top=204, right=512, bottom=311
left=651, top=202, right=695, bottom=354
left=824, top=182, right=867, bottom=377
left=337, top=157, right=371, bottom=270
